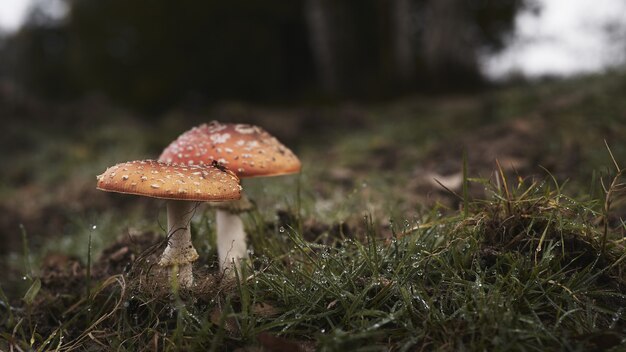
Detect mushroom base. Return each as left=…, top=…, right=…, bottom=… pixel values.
left=176, top=263, right=194, bottom=289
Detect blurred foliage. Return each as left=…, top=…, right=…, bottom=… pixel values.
left=66, top=0, right=313, bottom=109
left=1, top=0, right=530, bottom=111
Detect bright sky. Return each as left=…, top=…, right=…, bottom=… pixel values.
left=485, top=0, right=626, bottom=78
left=0, top=0, right=32, bottom=32
left=1, top=0, right=625, bottom=77
left=0, top=0, right=67, bottom=32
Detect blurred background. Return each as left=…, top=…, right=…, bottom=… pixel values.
left=1, top=0, right=624, bottom=110
left=1, top=0, right=625, bottom=296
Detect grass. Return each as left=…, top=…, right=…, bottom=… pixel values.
left=1, top=166, right=626, bottom=351
left=1, top=72, right=626, bottom=350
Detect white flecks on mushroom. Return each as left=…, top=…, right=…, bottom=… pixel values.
left=234, top=124, right=258, bottom=134
left=206, top=121, right=228, bottom=133
left=210, top=133, right=231, bottom=144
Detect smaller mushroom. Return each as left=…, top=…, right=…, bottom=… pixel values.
left=96, top=160, right=241, bottom=288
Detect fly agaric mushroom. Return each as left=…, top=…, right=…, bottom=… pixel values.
left=159, top=121, right=301, bottom=272
left=96, top=160, right=241, bottom=287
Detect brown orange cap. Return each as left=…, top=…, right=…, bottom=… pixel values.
left=96, top=160, right=241, bottom=201
left=158, top=121, right=301, bottom=178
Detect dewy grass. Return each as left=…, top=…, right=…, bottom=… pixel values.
left=3, top=169, right=626, bottom=351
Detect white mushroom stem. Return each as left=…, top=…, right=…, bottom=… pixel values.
left=159, top=201, right=199, bottom=288
left=216, top=208, right=248, bottom=274
left=176, top=264, right=194, bottom=289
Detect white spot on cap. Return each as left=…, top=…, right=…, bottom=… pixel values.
left=210, top=133, right=231, bottom=144
left=235, top=124, right=257, bottom=134
left=206, top=121, right=228, bottom=133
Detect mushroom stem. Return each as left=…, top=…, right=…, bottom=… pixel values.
left=216, top=208, right=248, bottom=274
left=177, top=264, right=194, bottom=289
left=159, top=200, right=199, bottom=288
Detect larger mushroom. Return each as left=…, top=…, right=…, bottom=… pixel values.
left=159, top=121, right=301, bottom=272
left=96, top=160, right=241, bottom=287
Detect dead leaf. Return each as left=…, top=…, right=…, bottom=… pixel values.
left=251, top=302, right=280, bottom=317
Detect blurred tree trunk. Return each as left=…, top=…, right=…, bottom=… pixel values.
left=304, top=0, right=339, bottom=93
left=421, top=0, right=481, bottom=86
left=391, top=0, right=415, bottom=83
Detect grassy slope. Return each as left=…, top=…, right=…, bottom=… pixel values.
left=1, top=73, right=626, bottom=350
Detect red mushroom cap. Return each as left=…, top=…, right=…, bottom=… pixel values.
left=159, top=121, right=301, bottom=178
